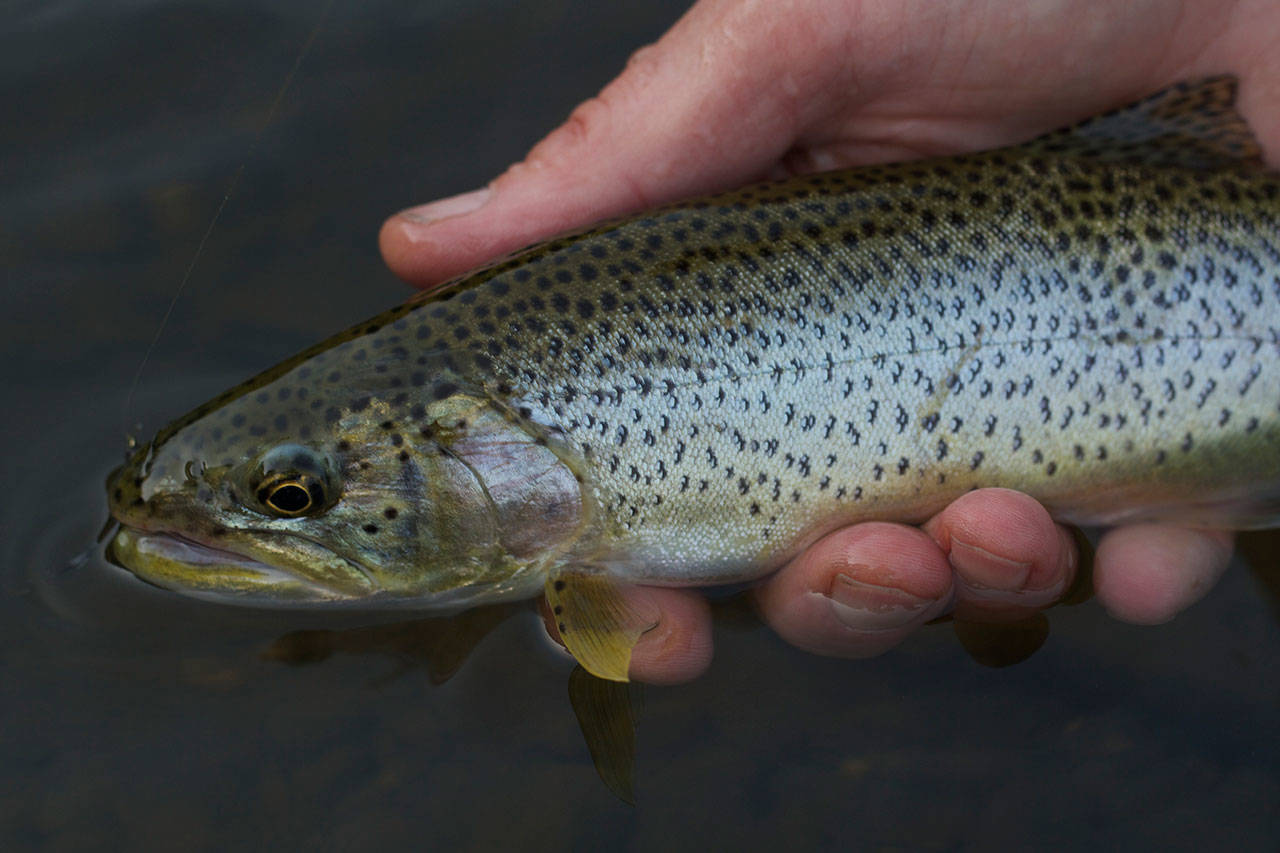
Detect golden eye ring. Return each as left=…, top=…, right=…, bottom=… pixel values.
left=245, top=444, right=338, bottom=518
left=257, top=476, right=323, bottom=517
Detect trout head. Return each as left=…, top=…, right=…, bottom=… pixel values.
left=106, top=337, right=584, bottom=609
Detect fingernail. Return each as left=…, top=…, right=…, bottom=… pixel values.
left=950, top=537, right=1032, bottom=594
left=398, top=187, right=491, bottom=226
left=825, top=570, right=933, bottom=633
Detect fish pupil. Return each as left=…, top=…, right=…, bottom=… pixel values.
left=265, top=482, right=311, bottom=514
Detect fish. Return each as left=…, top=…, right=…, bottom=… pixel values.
left=106, top=77, right=1280, bottom=681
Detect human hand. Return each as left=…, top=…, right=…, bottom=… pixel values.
left=380, top=0, right=1275, bottom=683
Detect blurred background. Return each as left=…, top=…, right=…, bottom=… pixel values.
left=2, top=2, right=1277, bottom=849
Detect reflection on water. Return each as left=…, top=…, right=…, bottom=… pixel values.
left=1238, top=530, right=1280, bottom=617
left=264, top=605, right=523, bottom=685
left=3, top=1, right=1278, bottom=848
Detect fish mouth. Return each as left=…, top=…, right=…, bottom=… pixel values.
left=106, top=525, right=376, bottom=604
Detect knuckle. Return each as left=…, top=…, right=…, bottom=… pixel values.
left=563, top=95, right=614, bottom=146
left=622, top=43, right=661, bottom=85
left=526, top=42, right=661, bottom=172
left=525, top=93, right=617, bottom=172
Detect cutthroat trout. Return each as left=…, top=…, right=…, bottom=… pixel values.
left=107, top=78, right=1280, bottom=680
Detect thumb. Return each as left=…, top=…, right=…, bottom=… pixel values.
left=380, top=1, right=842, bottom=287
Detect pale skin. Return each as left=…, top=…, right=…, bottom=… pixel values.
left=381, top=0, right=1280, bottom=683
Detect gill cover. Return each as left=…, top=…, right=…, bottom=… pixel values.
left=404, top=392, right=587, bottom=596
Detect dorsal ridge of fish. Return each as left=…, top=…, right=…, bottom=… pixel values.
left=1018, top=75, right=1265, bottom=170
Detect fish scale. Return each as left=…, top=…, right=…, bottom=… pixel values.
left=107, top=78, right=1280, bottom=676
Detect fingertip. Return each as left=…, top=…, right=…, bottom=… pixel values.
left=756, top=522, right=953, bottom=658
left=1094, top=525, right=1233, bottom=624
left=925, top=488, right=1076, bottom=619
left=378, top=187, right=500, bottom=288
left=627, top=588, right=713, bottom=685
left=377, top=214, right=423, bottom=285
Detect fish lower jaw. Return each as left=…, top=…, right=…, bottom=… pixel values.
left=106, top=526, right=373, bottom=603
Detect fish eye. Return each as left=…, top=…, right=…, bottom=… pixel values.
left=257, top=476, right=325, bottom=517
left=245, top=444, right=338, bottom=518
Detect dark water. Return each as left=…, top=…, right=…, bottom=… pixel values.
left=4, top=2, right=1278, bottom=849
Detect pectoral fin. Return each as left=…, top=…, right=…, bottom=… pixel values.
left=545, top=571, right=656, bottom=682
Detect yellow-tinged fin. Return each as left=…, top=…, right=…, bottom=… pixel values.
left=546, top=571, right=656, bottom=682
left=567, top=665, right=641, bottom=804
left=1024, top=75, right=1264, bottom=170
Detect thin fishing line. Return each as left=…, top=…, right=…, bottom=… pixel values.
left=123, top=0, right=338, bottom=433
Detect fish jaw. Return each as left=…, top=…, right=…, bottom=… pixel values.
left=106, top=524, right=561, bottom=611
left=106, top=524, right=377, bottom=604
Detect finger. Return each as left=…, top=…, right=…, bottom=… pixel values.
left=541, top=586, right=712, bottom=685
left=922, top=488, right=1077, bottom=621
left=754, top=522, right=954, bottom=659
left=1093, top=525, right=1234, bottom=625
left=380, top=2, right=852, bottom=287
